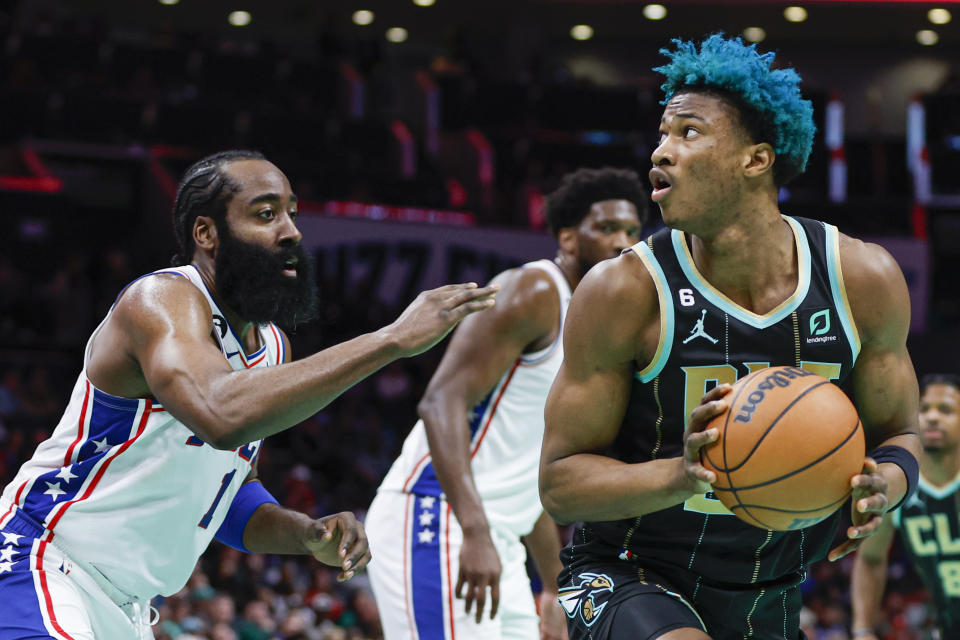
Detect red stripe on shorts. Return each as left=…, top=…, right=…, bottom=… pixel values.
left=63, top=381, right=91, bottom=466
left=37, top=540, right=78, bottom=640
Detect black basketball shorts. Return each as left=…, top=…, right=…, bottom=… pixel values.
left=557, top=556, right=806, bottom=640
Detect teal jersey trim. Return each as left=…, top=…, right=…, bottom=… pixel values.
left=632, top=241, right=675, bottom=383
left=917, top=471, right=960, bottom=500
left=823, top=223, right=861, bottom=366
left=670, top=216, right=812, bottom=329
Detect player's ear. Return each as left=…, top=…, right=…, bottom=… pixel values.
left=557, top=226, right=578, bottom=257
left=194, top=216, right=218, bottom=252
left=743, top=142, right=775, bottom=179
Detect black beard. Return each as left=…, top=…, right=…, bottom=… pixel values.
left=213, top=224, right=318, bottom=331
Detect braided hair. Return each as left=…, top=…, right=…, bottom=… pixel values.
left=171, top=149, right=265, bottom=266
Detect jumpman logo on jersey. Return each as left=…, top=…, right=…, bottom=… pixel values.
left=683, top=309, right=718, bottom=345
left=904, top=491, right=924, bottom=510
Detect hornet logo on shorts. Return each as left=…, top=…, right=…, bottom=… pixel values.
left=558, top=573, right=614, bottom=627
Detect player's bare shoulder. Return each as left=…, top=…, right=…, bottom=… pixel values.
left=575, top=248, right=656, bottom=301
left=566, top=249, right=660, bottom=366
left=110, top=272, right=214, bottom=339
left=89, top=272, right=214, bottom=396
left=837, top=233, right=910, bottom=340
left=480, top=264, right=562, bottom=332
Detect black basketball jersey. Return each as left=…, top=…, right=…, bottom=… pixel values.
left=577, top=216, right=860, bottom=586
left=892, top=472, right=960, bottom=634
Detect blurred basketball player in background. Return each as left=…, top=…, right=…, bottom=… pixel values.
left=0, top=150, right=498, bottom=639
left=540, top=35, right=921, bottom=639
left=366, top=167, right=647, bottom=640
left=852, top=373, right=960, bottom=639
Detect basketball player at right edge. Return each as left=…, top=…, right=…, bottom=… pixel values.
left=851, top=374, right=960, bottom=639
left=540, top=35, right=921, bottom=639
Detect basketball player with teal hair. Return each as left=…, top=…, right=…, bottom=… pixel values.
left=540, top=34, right=921, bottom=639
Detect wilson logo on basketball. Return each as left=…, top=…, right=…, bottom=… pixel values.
left=733, top=367, right=814, bottom=424
left=700, top=365, right=865, bottom=531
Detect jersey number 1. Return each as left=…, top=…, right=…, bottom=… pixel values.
left=199, top=470, right=237, bottom=529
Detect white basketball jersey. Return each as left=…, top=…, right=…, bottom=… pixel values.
left=0, top=265, right=284, bottom=601
left=378, top=259, right=572, bottom=537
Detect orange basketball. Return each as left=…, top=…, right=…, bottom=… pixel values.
left=700, top=365, right=865, bottom=531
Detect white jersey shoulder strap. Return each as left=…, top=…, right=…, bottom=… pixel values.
left=519, top=259, right=572, bottom=365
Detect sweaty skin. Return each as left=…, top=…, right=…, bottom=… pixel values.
left=540, top=93, right=920, bottom=571
left=85, top=158, right=499, bottom=575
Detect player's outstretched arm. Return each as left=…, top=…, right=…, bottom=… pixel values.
left=850, top=513, right=896, bottom=640
left=829, top=236, right=921, bottom=561
left=241, top=498, right=370, bottom=583
left=540, top=255, right=723, bottom=525
left=93, top=275, right=497, bottom=449
left=417, top=267, right=560, bottom=623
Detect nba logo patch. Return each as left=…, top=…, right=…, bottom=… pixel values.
left=800, top=308, right=838, bottom=345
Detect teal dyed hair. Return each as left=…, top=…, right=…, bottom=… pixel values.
left=653, top=34, right=815, bottom=185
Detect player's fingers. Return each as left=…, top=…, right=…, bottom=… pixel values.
left=687, top=462, right=717, bottom=485
left=352, top=549, right=372, bottom=573
left=432, top=283, right=478, bottom=295
left=446, top=284, right=499, bottom=306
left=854, top=492, right=889, bottom=515
left=455, top=572, right=467, bottom=600
left=489, top=581, right=500, bottom=620
left=337, top=550, right=371, bottom=582
left=688, top=400, right=728, bottom=431
left=849, top=514, right=884, bottom=539
left=333, top=519, right=359, bottom=559
left=472, top=583, right=486, bottom=623
left=457, top=298, right=498, bottom=316
left=684, top=428, right=719, bottom=460
left=700, top=383, right=733, bottom=404
left=443, top=299, right=495, bottom=325
left=851, top=473, right=887, bottom=497
left=827, top=538, right=857, bottom=562
left=342, top=531, right=368, bottom=571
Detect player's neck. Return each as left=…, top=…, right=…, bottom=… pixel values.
left=686, top=213, right=797, bottom=315
left=920, top=448, right=960, bottom=487
left=553, top=253, right=581, bottom=291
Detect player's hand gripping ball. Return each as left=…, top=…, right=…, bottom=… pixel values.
left=700, top=366, right=865, bottom=531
